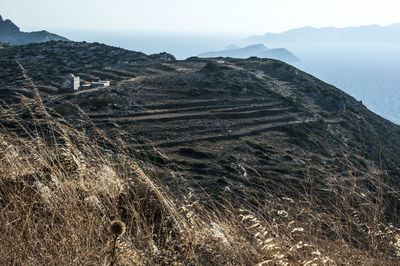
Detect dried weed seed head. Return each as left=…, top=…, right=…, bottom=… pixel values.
left=110, top=220, right=126, bottom=237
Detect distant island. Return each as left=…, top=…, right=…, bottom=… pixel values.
left=198, top=44, right=300, bottom=62
left=0, top=15, right=69, bottom=45
left=247, top=23, right=400, bottom=45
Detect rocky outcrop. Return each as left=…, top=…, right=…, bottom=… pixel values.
left=0, top=15, right=69, bottom=45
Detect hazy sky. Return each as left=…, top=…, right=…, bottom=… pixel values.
left=2, top=0, right=400, bottom=34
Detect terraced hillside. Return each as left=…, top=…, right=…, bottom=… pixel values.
left=3, top=42, right=400, bottom=264
left=0, top=41, right=174, bottom=102
left=2, top=42, right=400, bottom=210
left=48, top=58, right=400, bottom=207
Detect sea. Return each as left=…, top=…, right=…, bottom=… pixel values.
left=59, top=30, right=399, bottom=125
left=289, top=45, right=400, bottom=125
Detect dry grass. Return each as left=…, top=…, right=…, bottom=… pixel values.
left=1, top=73, right=400, bottom=264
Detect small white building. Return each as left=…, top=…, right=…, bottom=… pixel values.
left=62, top=73, right=80, bottom=91
left=91, top=80, right=110, bottom=88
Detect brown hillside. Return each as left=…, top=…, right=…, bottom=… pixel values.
left=1, top=42, right=400, bottom=264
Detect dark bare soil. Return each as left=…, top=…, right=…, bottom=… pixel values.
left=1, top=41, right=400, bottom=217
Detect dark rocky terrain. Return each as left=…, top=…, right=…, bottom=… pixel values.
left=0, top=15, right=69, bottom=45
left=0, top=41, right=174, bottom=102
left=2, top=41, right=400, bottom=264
left=1, top=41, right=400, bottom=215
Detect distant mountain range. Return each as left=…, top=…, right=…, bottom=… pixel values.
left=0, top=15, right=69, bottom=45
left=247, top=23, right=400, bottom=45
left=198, top=44, right=300, bottom=62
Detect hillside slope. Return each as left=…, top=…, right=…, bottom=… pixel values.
left=1, top=42, right=400, bottom=264
left=2, top=41, right=400, bottom=200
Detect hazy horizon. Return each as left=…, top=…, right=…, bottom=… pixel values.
left=2, top=0, right=400, bottom=35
